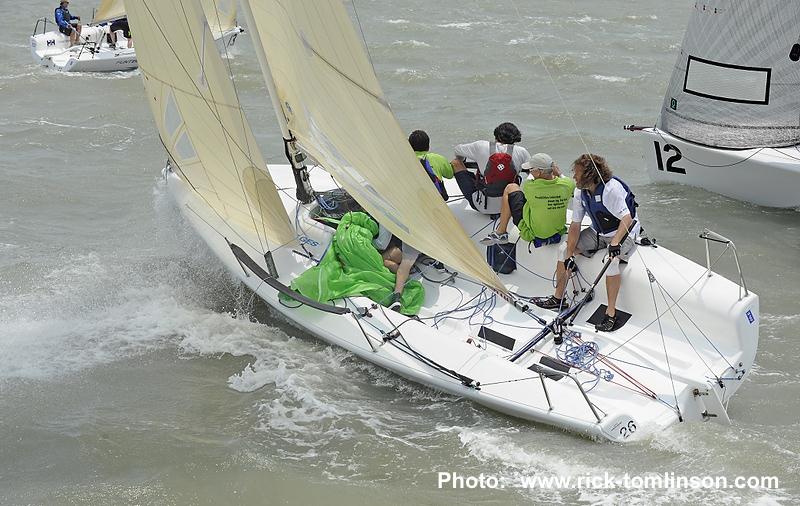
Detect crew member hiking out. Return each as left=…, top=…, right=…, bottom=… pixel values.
left=451, top=122, right=531, bottom=215
left=55, top=1, right=81, bottom=46
left=532, top=153, right=640, bottom=332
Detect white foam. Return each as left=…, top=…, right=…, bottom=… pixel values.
left=392, top=40, right=430, bottom=47
left=592, top=74, right=630, bottom=83
left=386, top=19, right=409, bottom=25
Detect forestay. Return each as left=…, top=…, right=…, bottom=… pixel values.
left=244, top=0, right=505, bottom=293
left=125, top=0, right=294, bottom=247
left=658, top=0, right=800, bottom=148
left=201, top=0, right=239, bottom=39
left=93, top=0, right=126, bottom=24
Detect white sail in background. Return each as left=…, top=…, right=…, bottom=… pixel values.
left=244, top=0, right=505, bottom=292
left=658, top=1, right=800, bottom=148
left=93, top=0, right=126, bottom=24
left=125, top=0, right=294, bottom=247
left=201, top=0, right=238, bottom=38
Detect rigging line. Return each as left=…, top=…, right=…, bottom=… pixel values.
left=350, top=0, right=377, bottom=74
left=160, top=140, right=271, bottom=254
left=654, top=276, right=736, bottom=370
left=478, top=364, right=656, bottom=405
left=184, top=201, right=260, bottom=253
left=604, top=245, right=731, bottom=358
left=654, top=129, right=767, bottom=168
left=507, top=0, right=604, bottom=184
left=393, top=334, right=477, bottom=386
left=647, top=267, right=683, bottom=417
left=215, top=0, right=272, bottom=249
left=175, top=0, right=271, bottom=255
left=348, top=299, right=476, bottom=385
left=268, top=0, right=389, bottom=109
left=654, top=280, right=721, bottom=379
left=570, top=333, right=657, bottom=399
left=141, top=1, right=280, bottom=252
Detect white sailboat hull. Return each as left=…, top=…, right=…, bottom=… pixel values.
left=637, top=127, right=800, bottom=209
left=30, top=26, right=244, bottom=73
left=164, top=163, right=759, bottom=442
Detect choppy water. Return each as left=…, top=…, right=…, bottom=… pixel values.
left=1, top=1, right=798, bottom=504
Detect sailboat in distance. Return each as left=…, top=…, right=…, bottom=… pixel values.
left=630, top=1, right=800, bottom=208
left=126, top=0, right=759, bottom=442
left=30, top=0, right=244, bottom=72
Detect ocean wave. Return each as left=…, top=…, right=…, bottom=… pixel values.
left=592, top=74, right=631, bottom=83
left=435, top=21, right=497, bottom=30
left=392, top=40, right=430, bottom=48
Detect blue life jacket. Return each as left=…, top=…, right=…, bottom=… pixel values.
left=580, top=176, right=637, bottom=235
left=55, top=7, right=73, bottom=29
left=420, top=157, right=448, bottom=201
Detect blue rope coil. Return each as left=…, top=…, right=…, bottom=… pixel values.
left=556, top=331, right=614, bottom=391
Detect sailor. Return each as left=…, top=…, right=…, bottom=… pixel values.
left=375, top=132, right=455, bottom=311
left=532, top=153, right=640, bottom=332
left=479, top=152, right=575, bottom=247
left=409, top=130, right=452, bottom=181
left=107, top=17, right=133, bottom=48
left=55, top=0, right=82, bottom=46
left=451, top=122, right=532, bottom=215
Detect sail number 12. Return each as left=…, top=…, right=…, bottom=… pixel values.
left=653, top=141, right=686, bottom=174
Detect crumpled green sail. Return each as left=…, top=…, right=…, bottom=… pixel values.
left=288, top=212, right=425, bottom=315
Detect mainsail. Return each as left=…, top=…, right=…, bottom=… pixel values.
left=93, top=0, right=126, bottom=24
left=658, top=1, right=800, bottom=148
left=201, top=0, right=239, bottom=39
left=125, top=0, right=294, bottom=247
left=243, top=0, right=505, bottom=292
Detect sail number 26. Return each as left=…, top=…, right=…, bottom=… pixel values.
left=619, top=420, right=637, bottom=439
left=653, top=141, right=686, bottom=174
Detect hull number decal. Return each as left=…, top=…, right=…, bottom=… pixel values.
left=653, top=141, right=686, bottom=174
left=619, top=420, right=637, bottom=439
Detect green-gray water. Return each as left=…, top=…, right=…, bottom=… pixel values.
left=1, top=1, right=797, bottom=504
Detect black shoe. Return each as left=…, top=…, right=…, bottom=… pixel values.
left=388, top=292, right=402, bottom=312
left=595, top=313, right=617, bottom=332
left=532, top=295, right=568, bottom=311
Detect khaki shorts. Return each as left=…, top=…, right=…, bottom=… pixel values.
left=576, top=227, right=635, bottom=261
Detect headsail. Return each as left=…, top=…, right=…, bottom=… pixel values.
left=92, top=0, right=126, bottom=24
left=125, top=0, right=294, bottom=247
left=244, top=0, right=505, bottom=292
left=658, top=1, right=800, bottom=149
left=201, top=0, right=239, bottom=39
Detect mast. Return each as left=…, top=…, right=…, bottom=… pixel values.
left=240, top=0, right=315, bottom=204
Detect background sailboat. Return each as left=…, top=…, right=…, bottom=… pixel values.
left=30, top=0, right=245, bottom=72
left=125, top=0, right=758, bottom=442
left=631, top=0, right=800, bottom=208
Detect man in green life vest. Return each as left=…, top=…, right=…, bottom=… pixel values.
left=480, top=152, right=575, bottom=247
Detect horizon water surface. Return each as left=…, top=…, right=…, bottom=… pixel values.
left=1, top=1, right=798, bottom=505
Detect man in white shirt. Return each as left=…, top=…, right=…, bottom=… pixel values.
left=532, top=154, right=640, bottom=332
left=451, top=122, right=532, bottom=215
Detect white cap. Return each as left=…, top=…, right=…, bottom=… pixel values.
left=521, top=153, right=554, bottom=172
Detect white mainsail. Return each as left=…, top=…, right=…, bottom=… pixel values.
left=244, top=0, right=505, bottom=292
left=658, top=1, right=800, bottom=148
left=125, top=0, right=294, bottom=247
left=201, top=0, right=239, bottom=38
left=92, top=0, right=126, bottom=24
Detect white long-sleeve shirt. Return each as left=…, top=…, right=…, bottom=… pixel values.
left=454, top=141, right=531, bottom=173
